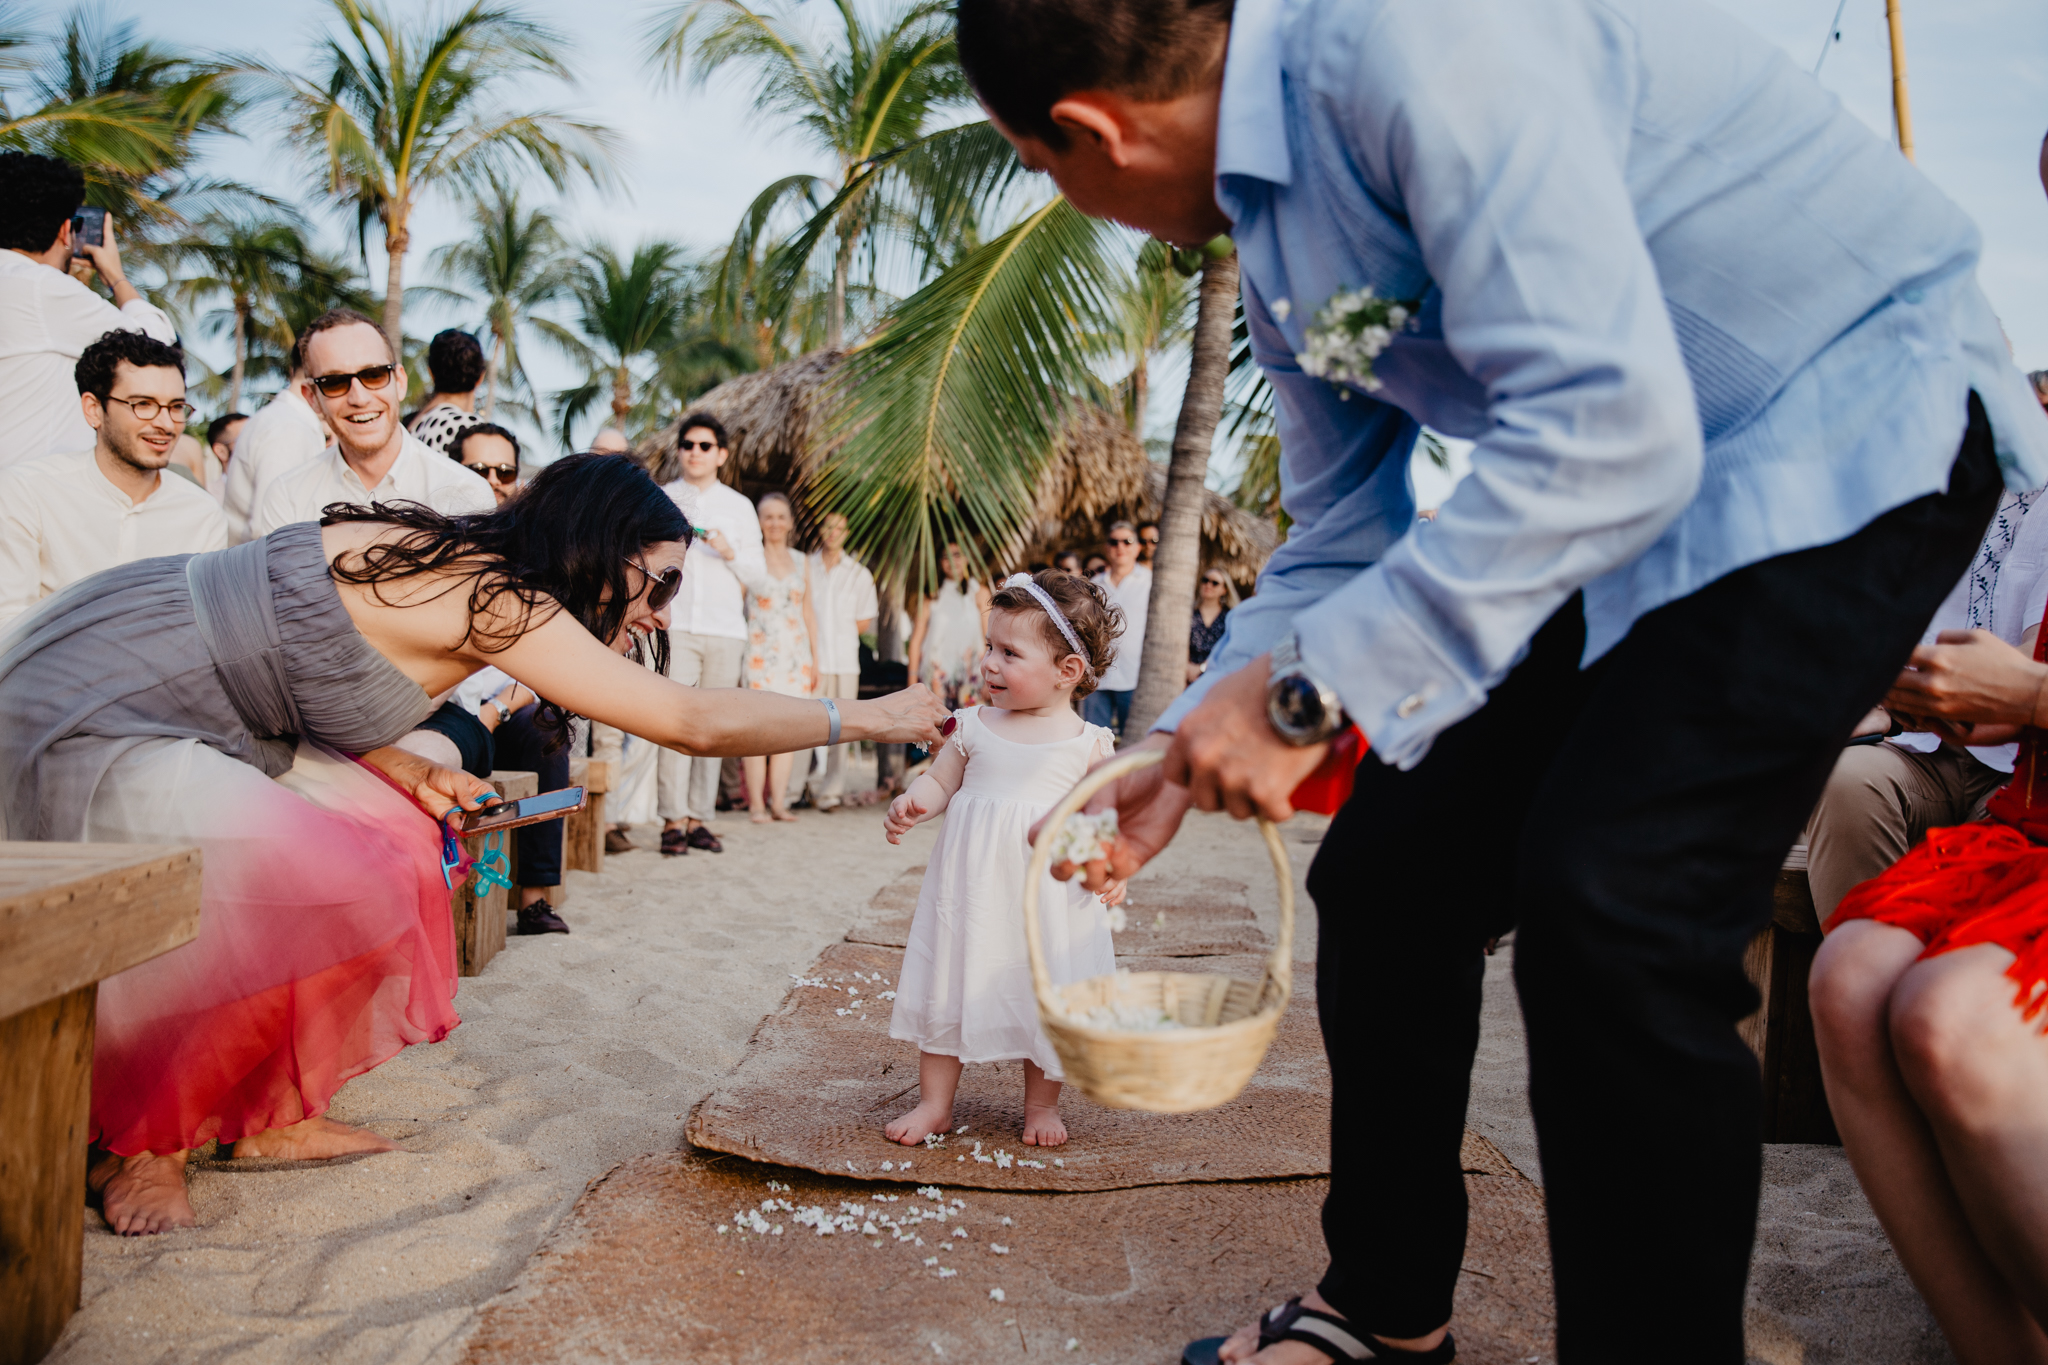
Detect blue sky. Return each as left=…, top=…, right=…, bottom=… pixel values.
left=23, top=0, right=2048, bottom=476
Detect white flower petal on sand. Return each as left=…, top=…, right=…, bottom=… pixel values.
left=937, top=1268, right=957, bottom=1278
left=924, top=1256, right=939, bottom=1266
left=990, top=1287, right=1006, bottom=1302
left=881, top=1161, right=894, bottom=1171
left=1066, top=1339, right=1081, bottom=1352
left=1000, top=1216, right=1013, bottom=1226
left=990, top=1244, right=1010, bottom=1254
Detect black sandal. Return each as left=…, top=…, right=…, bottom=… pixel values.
left=1181, top=1297, right=1456, bottom=1364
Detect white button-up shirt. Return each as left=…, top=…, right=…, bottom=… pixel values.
left=806, top=550, right=879, bottom=676
left=0, top=251, right=177, bottom=471
left=252, top=430, right=494, bottom=536
left=0, top=448, right=227, bottom=630
left=223, top=386, right=328, bottom=543
left=1093, top=564, right=1152, bottom=693
left=662, top=477, right=763, bottom=642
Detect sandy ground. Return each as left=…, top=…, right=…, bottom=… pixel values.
left=47, top=762, right=1952, bottom=1364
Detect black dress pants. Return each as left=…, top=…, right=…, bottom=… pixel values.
left=1308, top=397, right=2000, bottom=1361
left=492, top=703, right=569, bottom=889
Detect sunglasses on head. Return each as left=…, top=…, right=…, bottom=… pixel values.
left=464, top=461, right=519, bottom=483
left=679, top=438, right=720, bottom=452
left=624, top=558, right=683, bottom=612
left=310, top=364, right=398, bottom=400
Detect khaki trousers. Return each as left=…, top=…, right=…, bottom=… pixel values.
left=815, top=672, right=860, bottom=803
left=657, top=630, right=746, bottom=823
left=1803, top=740, right=2007, bottom=919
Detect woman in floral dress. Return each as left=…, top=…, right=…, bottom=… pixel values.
left=738, top=492, right=821, bottom=821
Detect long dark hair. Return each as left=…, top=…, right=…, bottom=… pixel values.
left=321, top=452, right=690, bottom=737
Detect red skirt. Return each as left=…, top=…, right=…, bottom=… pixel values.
left=1828, top=821, right=2048, bottom=1027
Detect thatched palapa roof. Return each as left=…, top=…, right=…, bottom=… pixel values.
left=633, top=352, right=1279, bottom=584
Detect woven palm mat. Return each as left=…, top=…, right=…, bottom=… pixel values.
left=686, top=942, right=1325, bottom=1191
left=466, top=1137, right=1554, bottom=1365
left=846, top=865, right=1271, bottom=959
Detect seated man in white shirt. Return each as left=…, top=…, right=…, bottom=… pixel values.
left=1805, top=488, right=2048, bottom=919
left=221, top=343, right=328, bottom=543
left=0, top=328, right=226, bottom=631
left=252, top=308, right=494, bottom=537
left=0, top=152, right=177, bottom=471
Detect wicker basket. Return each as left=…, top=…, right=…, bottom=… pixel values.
left=1023, top=746, right=1293, bottom=1113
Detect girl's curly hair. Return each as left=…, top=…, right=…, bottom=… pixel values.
left=320, top=452, right=691, bottom=742
left=986, top=570, right=1124, bottom=698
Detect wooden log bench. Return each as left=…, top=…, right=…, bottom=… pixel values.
left=1740, top=858, right=1839, bottom=1144
left=565, top=756, right=613, bottom=876
left=0, top=843, right=203, bottom=1365
left=449, top=771, right=536, bottom=979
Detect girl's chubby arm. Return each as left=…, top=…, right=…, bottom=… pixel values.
left=884, top=739, right=967, bottom=844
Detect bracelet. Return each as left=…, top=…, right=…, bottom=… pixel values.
left=821, top=696, right=842, bottom=746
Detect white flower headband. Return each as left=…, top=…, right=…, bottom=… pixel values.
left=1002, top=572, right=1090, bottom=674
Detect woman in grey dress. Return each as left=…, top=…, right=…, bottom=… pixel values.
left=0, top=453, right=946, bottom=1235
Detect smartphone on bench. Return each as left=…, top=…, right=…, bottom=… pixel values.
left=455, top=786, right=586, bottom=836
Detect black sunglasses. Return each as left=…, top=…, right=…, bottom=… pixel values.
left=679, top=438, right=721, bottom=452
left=1107, top=537, right=1137, bottom=547
left=464, top=461, right=519, bottom=483
left=624, top=558, right=683, bottom=611
left=310, top=364, right=398, bottom=399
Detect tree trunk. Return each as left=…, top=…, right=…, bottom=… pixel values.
left=827, top=226, right=853, bottom=352
left=1127, top=248, right=1239, bottom=739
left=1128, top=356, right=1148, bottom=434
left=486, top=328, right=504, bottom=420
left=612, top=364, right=632, bottom=423
left=228, top=298, right=248, bottom=415
left=381, top=206, right=409, bottom=362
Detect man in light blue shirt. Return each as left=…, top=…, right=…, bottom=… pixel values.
left=960, top=0, right=2048, bottom=1360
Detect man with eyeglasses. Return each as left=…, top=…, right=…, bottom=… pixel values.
left=0, top=329, right=224, bottom=630
left=0, top=152, right=177, bottom=471
left=1086, top=519, right=1152, bottom=740
left=252, top=309, right=494, bottom=538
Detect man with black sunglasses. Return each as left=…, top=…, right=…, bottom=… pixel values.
left=252, top=309, right=494, bottom=537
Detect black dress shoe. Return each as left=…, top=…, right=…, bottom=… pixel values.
left=515, top=900, right=569, bottom=935
left=659, top=827, right=689, bottom=856
left=685, top=824, right=724, bottom=853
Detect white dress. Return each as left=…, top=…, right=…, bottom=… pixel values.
left=920, top=579, right=985, bottom=689
left=889, top=706, right=1117, bottom=1079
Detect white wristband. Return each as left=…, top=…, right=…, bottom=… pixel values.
left=821, top=696, right=841, bottom=746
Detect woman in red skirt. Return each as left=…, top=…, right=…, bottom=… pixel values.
left=1814, top=617, right=2048, bottom=1363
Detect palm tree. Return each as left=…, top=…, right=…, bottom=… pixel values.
left=431, top=177, right=571, bottom=420
left=275, top=0, right=616, bottom=358
left=543, top=241, right=692, bottom=448
left=171, top=212, right=319, bottom=414
left=643, top=0, right=982, bottom=349
left=1113, top=238, right=1197, bottom=433
left=1128, top=244, right=1239, bottom=737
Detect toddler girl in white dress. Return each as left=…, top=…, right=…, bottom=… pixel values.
left=884, top=570, right=1127, bottom=1147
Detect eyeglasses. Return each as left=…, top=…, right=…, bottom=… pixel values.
left=102, top=395, right=195, bottom=423
left=1202, top=577, right=1228, bottom=588
left=624, top=557, right=684, bottom=612
left=464, top=462, right=519, bottom=483
left=310, top=364, right=398, bottom=399
left=1107, top=537, right=1137, bottom=547
left=679, top=439, right=721, bottom=452
left=1141, top=533, right=1160, bottom=544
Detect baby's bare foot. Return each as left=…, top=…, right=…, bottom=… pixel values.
left=89, top=1150, right=195, bottom=1236
left=885, top=1097, right=954, bottom=1146
left=1021, top=1102, right=1067, bottom=1147
left=231, top=1114, right=398, bottom=1160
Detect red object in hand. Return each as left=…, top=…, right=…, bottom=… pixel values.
left=1288, top=725, right=1368, bottom=815
left=940, top=715, right=958, bottom=738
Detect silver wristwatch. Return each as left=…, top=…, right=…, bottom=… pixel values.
left=1266, top=632, right=1347, bottom=746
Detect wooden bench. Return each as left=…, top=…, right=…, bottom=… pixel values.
left=1740, top=864, right=1839, bottom=1144
left=0, top=843, right=203, bottom=1365
left=449, top=771, right=536, bottom=978
left=565, top=757, right=614, bottom=875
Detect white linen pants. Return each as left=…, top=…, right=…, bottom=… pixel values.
left=658, top=629, right=745, bottom=823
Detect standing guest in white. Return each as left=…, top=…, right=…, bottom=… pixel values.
left=1085, top=520, right=1150, bottom=740
left=807, top=510, right=879, bottom=809
left=0, top=152, right=175, bottom=471
left=657, top=411, right=763, bottom=855
left=0, top=329, right=225, bottom=632
left=252, top=309, right=494, bottom=537
left=221, top=333, right=330, bottom=543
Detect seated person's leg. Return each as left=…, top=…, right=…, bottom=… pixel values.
left=400, top=701, right=495, bottom=779
left=1806, top=741, right=1999, bottom=921
left=493, top=702, right=570, bottom=934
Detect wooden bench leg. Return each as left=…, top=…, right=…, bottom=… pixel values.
left=1740, top=869, right=1840, bottom=1144
left=0, top=983, right=94, bottom=1365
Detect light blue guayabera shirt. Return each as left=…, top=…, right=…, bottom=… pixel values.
left=1155, top=0, right=2048, bottom=768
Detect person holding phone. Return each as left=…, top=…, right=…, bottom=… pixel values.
left=0, top=450, right=947, bottom=1237
left=0, top=151, right=175, bottom=470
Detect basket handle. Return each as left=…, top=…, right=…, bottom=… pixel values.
left=1022, top=746, right=1294, bottom=1020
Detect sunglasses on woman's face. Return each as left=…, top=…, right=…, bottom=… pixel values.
left=624, top=558, right=684, bottom=611
left=464, top=462, right=519, bottom=483
left=309, top=364, right=399, bottom=400
left=1203, top=577, right=1227, bottom=588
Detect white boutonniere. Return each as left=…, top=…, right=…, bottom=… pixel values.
left=1296, top=286, right=1415, bottom=394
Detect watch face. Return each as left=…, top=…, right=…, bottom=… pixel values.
left=1271, top=673, right=1327, bottom=736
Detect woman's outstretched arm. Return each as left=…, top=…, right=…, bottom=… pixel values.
left=488, top=608, right=946, bottom=755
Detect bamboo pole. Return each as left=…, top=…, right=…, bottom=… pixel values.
left=1885, top=0, right=1915, bottom=162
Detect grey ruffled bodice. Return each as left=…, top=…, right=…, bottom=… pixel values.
left=0, top=522, right=434, bottom=840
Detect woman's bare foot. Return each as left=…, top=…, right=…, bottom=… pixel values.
left=770, top=805, right=799, bottom=822
left=231, top=1114, right=398, bottom=1160
left=749, top=809, right=773, bottom=824
left=88, top=1150, right=195, bottom=1236
left=885, top=1097, right=954, bottom=1146
left=1215, top=1291, right=1447, bottom=1363
left=1021, top=1102, right=1068, bottom=1146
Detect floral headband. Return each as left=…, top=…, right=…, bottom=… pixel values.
left=1002, top=572, right=1090, bottom=674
